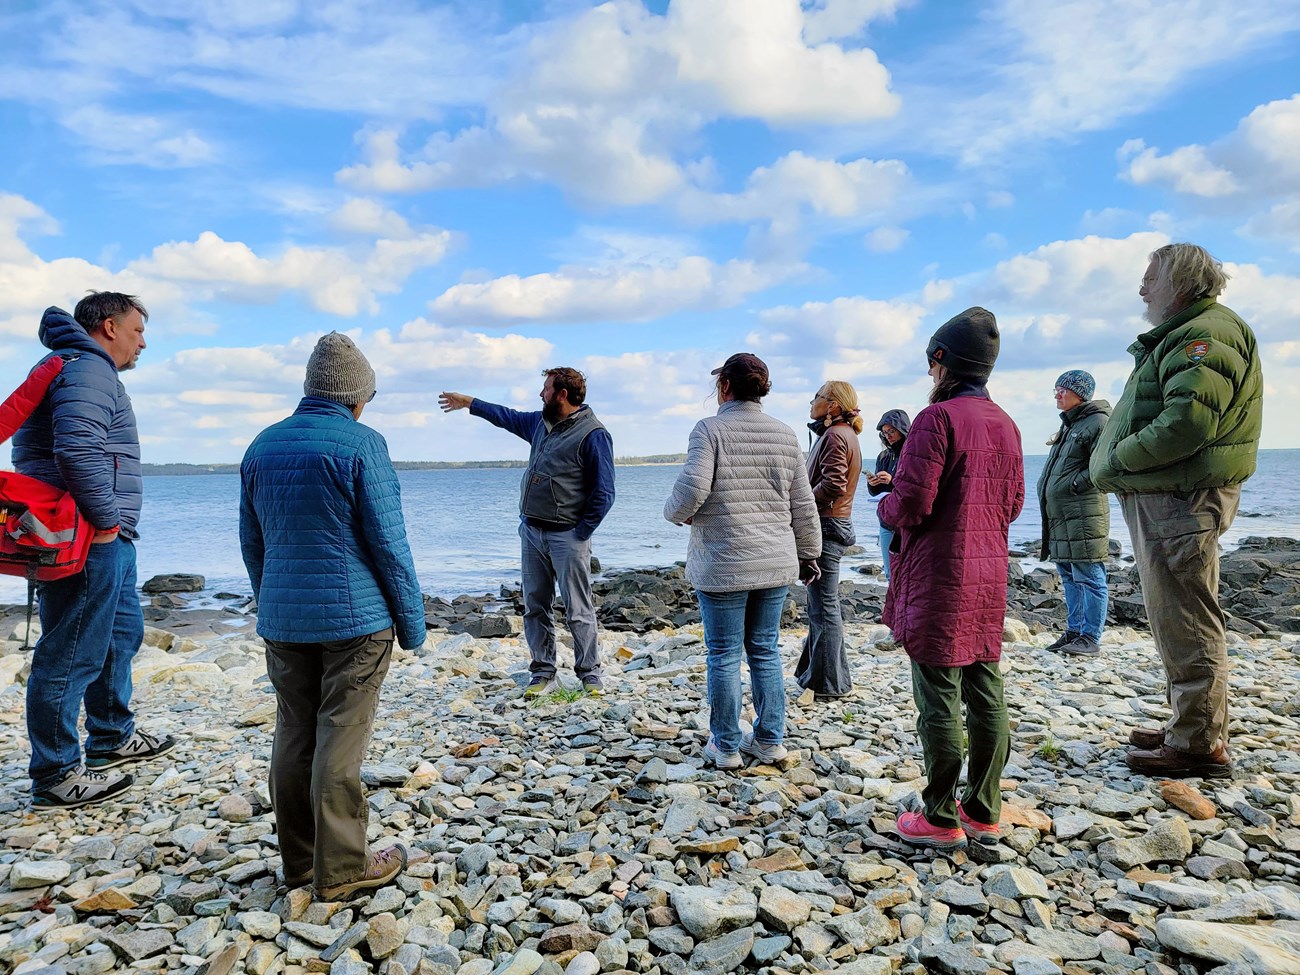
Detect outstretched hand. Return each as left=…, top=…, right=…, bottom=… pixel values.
left=439, top=392, right=472, bottom=412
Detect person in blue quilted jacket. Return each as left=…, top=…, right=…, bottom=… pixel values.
left=240, top=332, right=424, bottom=902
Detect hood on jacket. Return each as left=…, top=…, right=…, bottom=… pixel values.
left=38, top=306, right=114, bottom=366
left=876, top=408, right=911, bottom=449
left=1046, top=399, right=1111, bottom=446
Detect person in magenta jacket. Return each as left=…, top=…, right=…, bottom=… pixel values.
left=877, top=307, right=1025, bottom=850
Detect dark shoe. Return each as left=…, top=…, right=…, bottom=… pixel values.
left=1125, top=742, right=1233, bottom=779
left=316, top=844, right=408, bottom=901
left=282, top=868, right=313, bottom=888
left=33, top=765, right=133, bottom=811
left=523, top=676, right=559, bottom=699
left=1045, top=630, right=1080, bottom=651
left=86, top=730, right=177, bottom=770
left=1060, top=635, right=1100, bottom=656
left=1128, top=727, right=1165, bottom=749
left=581, top=677, right=604, bottom=697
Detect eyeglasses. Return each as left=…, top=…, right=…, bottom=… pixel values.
left=1053, top=387, right=1068, bottom=396
left=810, top=394, right=828, bottom=403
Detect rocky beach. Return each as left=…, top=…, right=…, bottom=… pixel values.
left=1, top=541, right=1299, bottom=975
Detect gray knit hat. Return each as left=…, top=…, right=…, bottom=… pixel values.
left=304, top=332, right=376, bottom=405
left=1054, top=369, right=1095, bottom=401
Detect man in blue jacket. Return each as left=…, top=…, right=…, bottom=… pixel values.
left=240, top=332, right=424, bottom=902
left=440, top=369, right=615, bottom=697
left=13, top=292, right=175, bottom=811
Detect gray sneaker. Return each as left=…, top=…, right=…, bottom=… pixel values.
left=85, top=730, right=177, bottom=770
left=524, top=676, right=560, bottom=698
left=1060, top=635, right=1100, bottom=656
left=33, top=764, right=133, bottom=811
left=740, top=733, right=789, bottom=764
left=701, top=737, right=741, bottom=770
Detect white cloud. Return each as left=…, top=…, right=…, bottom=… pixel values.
left=802, top=0, right=911, bottom=44
left=59, top=105, right=215, bottom=168
left=1119, top=139, right=1240, bottom=197
left=130, top=227, right=452, bottom=317
left=896, top=1, right=1300, bottom=163
left=337, top=0, right=899, bottom=206
left=753, top=296, right=929, bottom=379
left=430, top=256, right=801, bottom=326
left=327, top=198, right=414, bottom=239
left=865, top=226, right=909, bottom=252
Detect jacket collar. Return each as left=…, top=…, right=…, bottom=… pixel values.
left=543, top=403, right=591, bottom=434
left=1134, top=297, right=1217, bottom=354
left=718, top=400, right=762, bottom=415
left=295, top=396, right=357, bottom=420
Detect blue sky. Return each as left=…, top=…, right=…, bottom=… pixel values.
left=1, top=0, right=1298, bottom=463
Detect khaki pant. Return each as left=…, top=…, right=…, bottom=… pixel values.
left=1121, top=487, right=1240, bottom=753
left=264, top=628, right=393, bottom=889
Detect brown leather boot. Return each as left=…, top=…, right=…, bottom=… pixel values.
left=1127, top=727, right=1165, bottom=749
left=1124, top=742, right=1233, bottom=779
left=315, top=844, right=408, bottom=902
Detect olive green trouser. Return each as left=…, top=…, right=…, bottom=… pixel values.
left=911, top=660, right=1010, bottom=830
left=1121, top=486, right=1240, bottom=753
left=265, top=628, right=393, bottom=889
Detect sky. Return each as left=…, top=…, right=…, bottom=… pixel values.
left=1, top=0, right=1298, bottom=464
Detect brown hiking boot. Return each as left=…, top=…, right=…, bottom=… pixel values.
left=315, top=844, right=407, bottom=902
left=1125, top=742, right=1233, bottom=780
left=1128, top=727, right=1165, bottom=749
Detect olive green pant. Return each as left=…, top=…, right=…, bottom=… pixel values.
left=1121, top=486, right=1240, bottom=753
left=265, top=628, right=393, bottom=889
left=911, top=660, right=1009, bottom=830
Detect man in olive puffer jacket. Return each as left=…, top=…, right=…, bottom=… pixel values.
left=1090, top=243, right=1263, bottom=780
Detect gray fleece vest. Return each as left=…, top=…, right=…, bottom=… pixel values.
left=520, top=407, right=606, bottom=526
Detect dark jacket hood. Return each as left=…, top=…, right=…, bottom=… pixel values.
left=39, top=307, right=115, bottom=366
left=876, top=409, right=911, bottom=450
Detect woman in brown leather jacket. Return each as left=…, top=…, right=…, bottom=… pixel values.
left=794, top=380, right=863, bottom=698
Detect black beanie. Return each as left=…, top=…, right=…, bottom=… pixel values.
left=925, top=306, right=1000, bottom=382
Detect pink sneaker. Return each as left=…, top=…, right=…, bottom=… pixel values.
left=956, top=802, right=1001, bottom=845
left=895, top=811, right=967, bottom=849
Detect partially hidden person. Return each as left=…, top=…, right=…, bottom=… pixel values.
left=794, top=380, right=863, bottom=698
left=867, top=409, right=910, bottom=580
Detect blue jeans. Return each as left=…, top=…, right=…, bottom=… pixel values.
left=520, top=522, right=601, bottom=681
left=1055, top=561, right=1108, bottom=640
left=879, top=528, right=895, bottom=580
left=28, top=538, right=143, bottom=790
left=697, top=586, right=788, bottom=753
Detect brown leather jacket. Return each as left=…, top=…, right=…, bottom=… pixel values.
left=806, top=420, right=862, bottom=519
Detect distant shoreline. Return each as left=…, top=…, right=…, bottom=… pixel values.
left=140, top=455, right=690, bottom=475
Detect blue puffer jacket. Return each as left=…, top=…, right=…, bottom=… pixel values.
left=11, top=307, right=144, bottom=538
left=239, top=398, right=426, bottom=650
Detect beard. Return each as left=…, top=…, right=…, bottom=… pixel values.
left=1143, top=280, right=1180, bottom=326
left=542, top=399, right=563, bottom=424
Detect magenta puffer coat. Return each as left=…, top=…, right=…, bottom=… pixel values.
left=877, top=393, right=1024, bottom=667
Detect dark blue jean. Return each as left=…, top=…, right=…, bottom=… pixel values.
left=1055, top=561, right=1108, bottom=640
left=28, top=538, right=143, bottom=790
left=697, top=586, right=788, bottom=753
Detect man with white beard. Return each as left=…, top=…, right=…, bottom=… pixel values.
left=1090, top=243, right=1263, bottom=779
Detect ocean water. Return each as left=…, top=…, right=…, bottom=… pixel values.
left=4, top=449, right=1300, bottom=604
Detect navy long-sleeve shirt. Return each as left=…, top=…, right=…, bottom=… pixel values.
left=470, top=400, right=615, bottom=540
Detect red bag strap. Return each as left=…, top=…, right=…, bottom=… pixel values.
left=0, top=357, right=66, bottom=446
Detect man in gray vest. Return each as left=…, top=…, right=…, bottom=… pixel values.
left=440, top=368, right=614, bottom=696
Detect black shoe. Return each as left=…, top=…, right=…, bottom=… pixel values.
left=1060, top=635, right=1100, bottom=656
left=1045, top=630, right=1080, bottom=651
left=85, top=730, right=177, bottom=770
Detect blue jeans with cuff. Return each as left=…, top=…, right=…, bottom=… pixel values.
left=28, top=537, right=143, bottom=790
left=1055, top=560, right=1108, bottom=640
left=697, top=586, right=788, bottom=754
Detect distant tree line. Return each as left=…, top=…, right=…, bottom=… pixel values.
left=140, top=454, right=687, bottom=476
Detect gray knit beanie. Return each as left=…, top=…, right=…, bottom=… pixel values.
left=304, top=332, right=376, bottom=405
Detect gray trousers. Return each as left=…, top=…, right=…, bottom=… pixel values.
left=795, top=536, right=851, bottom=697
left=1121, top=486, right=1240, bottom=753
left=264, top=627, right=393, bottom=889
left=520, top=522, right=602, bottom=680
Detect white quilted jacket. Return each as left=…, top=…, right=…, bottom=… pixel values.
left=664, top=400, right=822, bottom=593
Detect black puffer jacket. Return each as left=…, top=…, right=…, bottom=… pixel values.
left=1037, top=399, right=1111, bottom=563
left=868, top=408, right=911, bottom=497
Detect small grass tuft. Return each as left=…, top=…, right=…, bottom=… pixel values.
left=539, top=687, right=586, bottom=706
left=1036, top=735, right=1062, bottom=762
left=842, top=708, right=856, bottom=723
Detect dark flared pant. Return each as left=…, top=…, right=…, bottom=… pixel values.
left=910, top=660, right=1009, bottom=829
left=795, top=536, right=851, bottom=696
left=264, top=628, right=393, bottom=889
